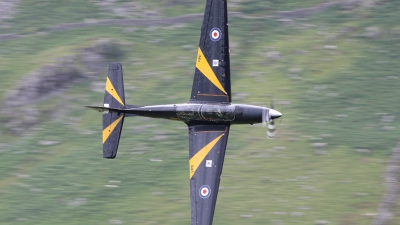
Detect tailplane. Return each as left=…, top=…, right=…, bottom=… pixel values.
left=102, top=62, right=125, bottom=159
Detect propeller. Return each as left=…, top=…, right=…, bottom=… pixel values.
left=266, top=119, right=277, bottom=139
left=262, top=101, right=282, bottom=138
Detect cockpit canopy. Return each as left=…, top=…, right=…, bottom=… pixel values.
left=177, top=104, right=235, bottom=122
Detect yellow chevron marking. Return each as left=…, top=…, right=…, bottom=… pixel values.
left=189, top=133, right=224, bottom=179
left=196, top=48, right=227, bottom=94
left=102, top=115, right=124, bottom=144
left=105, top=77, right=125, bottom=106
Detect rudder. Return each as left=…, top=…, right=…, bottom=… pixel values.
left=102, top=62, right=125, bottom=159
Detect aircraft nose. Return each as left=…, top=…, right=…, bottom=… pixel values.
left=269, top=109, right=282, bottom=119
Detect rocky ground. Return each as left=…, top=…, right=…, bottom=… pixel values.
left=0, top=0, right=19, bottom=26
left=372, top=142, right=400, bottom=225
left=1, top=39, right=127, bottom=134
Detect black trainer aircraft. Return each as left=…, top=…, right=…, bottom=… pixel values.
left=87, top=0, right=282, bottom=224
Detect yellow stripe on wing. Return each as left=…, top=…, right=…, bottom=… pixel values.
left=195, top=47, right=227, bottom=94
left=105, top=77, right=125, bottom=106
left=102, top=115, right=124, bottom=144
left=189, top=133, right=224, bottom=179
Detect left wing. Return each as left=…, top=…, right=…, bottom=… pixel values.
left=189, top=0, right=231, bottom=103
left=188, top=124, right=230, bottom=225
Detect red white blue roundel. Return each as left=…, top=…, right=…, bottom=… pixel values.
left=199, top=185, right=211, bottom=199
left=209, top=28, right=222, bottom=42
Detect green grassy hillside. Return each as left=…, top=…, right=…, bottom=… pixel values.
left=1, top=1, right=400, bottom=224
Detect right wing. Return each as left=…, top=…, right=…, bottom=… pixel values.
left=188, top=124, right=230, bottom=224
left=189, top=0, right=232, bottom=103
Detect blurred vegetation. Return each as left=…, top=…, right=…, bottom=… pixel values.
left=0, top=0, right=400, bottom=224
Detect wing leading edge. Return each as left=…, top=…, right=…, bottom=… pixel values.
left=190, top=0, right=231, bottom=103
left=188, top=124, right=230, bottom=225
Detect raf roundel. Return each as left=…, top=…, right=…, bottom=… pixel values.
left=199, top=185, right=211, bottom=199
left=209, top=28, right=222, bottom=42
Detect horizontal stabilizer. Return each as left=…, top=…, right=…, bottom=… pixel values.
left=104, top=62, right=125, bottom=108
left=102, top=62, right=126, bottom=159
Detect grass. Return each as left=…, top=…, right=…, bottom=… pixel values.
left=0, top=0, right=109, bottom=35
left=1, top=1, right=400, bottom=224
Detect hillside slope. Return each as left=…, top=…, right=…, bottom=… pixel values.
left=0, top=1, right=399, bottom=224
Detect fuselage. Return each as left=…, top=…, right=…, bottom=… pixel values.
left=118, top=103, right=280, bottom=125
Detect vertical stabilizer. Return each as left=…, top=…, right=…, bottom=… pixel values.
left=102, top=63, right=125, bottom=159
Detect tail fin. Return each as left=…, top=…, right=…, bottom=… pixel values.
left=102, top=62, right=125, bottom=159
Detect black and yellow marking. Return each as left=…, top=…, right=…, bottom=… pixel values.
left=189, top=133, right=224, bottom=179
left=102, top=115, right=124, bottom=144
left=195, top=47, right=227, bottom=95
left=105, top=77, right=125, bottom=106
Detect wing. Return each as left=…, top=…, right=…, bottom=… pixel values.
left=190, top=0, right=231, bottom=103
left=188, top=124, right=230, bottom=225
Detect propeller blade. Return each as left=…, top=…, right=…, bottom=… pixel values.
left=266, top=120, right=277, bottom=138
left=266, top=100, right=281, bottom=138
left=261, top=99, right=282, bottom=138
